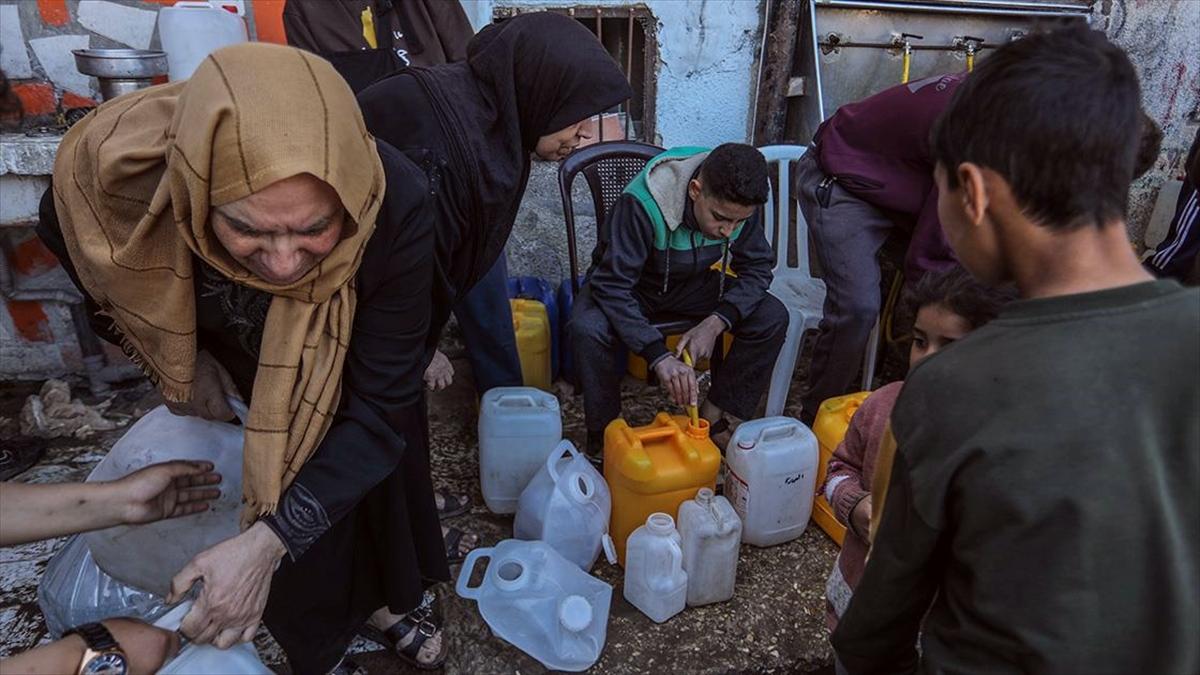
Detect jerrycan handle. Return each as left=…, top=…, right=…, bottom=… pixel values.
left=495, top=393, right=537, bottom=408
left=757, top=420, right=797, bottom=444
left=545, top=440, right=580, bottom=483
left=455, top=547, right=492, bottom=600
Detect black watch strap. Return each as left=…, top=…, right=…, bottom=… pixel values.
left=65, top=622, right=120, bottom=651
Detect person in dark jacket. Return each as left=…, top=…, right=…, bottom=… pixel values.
left=1147, top=128, right=1200, bottom=281
left=572, top=144, right=788, bottom=456
left=38, top=44, right=455, bottom=674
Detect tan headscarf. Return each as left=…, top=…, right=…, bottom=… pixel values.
left=52, top=42, right=385, bottom=522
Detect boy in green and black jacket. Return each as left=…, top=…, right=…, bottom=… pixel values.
left=571, top=143, right=788, bottom=457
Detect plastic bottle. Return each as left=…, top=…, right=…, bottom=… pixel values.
left=605, top=413, right=720, bottom=565
left=514, top=440, right=611, bottom=571
left=478, top=387, right=562, bottom=514
left=623, top=513, right=687, bottom=623
left=677, top=488, right=741, bottom=606
left=810, top=392, right=872, bottom=545
left=158, top=1, right=248, bottom=82
left=457, top=539, right=612, bottom=672
left=724, top=416, right=819, bottom=547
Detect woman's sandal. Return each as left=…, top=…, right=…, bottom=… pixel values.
left=327, top=656, right=368, bottom=675
left=435, top=488, right=471, bottom=520
left=360, top=591, right=447, bottom=671
left=443, top=525, right=478, bottom=565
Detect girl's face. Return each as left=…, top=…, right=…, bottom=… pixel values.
left=534, top=120, right=593, bottom=161
left=910, top=302, right=972, bottom=369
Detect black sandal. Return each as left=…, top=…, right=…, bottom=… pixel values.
left=435, top=488, right=471, bottom=520
left=327, top=656, right=368, bottom=675
left=443, top=525, right=477, bottom=565
left=360, top=591, right=446, bottom=671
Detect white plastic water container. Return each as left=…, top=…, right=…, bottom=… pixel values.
left=457, top=539, right=612, bottom=672
left=478, top=387, right=562, bottom=514
left=724, top=416, right=819, bottom=547
left=83, top=401, right=247, bottom=597
left=158, top=1, right=248, bottom=82
left=155, top=601, right=271, bottom=674
left=623, top=513, right=687, bottom=623
left=677, top=488, right=741, bottom=606
left=514, top=440, right=611, bottom=571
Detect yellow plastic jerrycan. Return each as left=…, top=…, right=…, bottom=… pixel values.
left=627, top=334, right=734, bottom=379
left=810, top=391, right=873, bottom=546
left=604, top=413, right=721, bottom=566
left=510, top=299, right=552, bottom=392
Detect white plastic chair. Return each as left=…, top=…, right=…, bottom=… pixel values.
left=758, top=145, right=827, bottom=417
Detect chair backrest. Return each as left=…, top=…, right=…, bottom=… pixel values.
left=558, top=141, right=664, bottom=292
left=758, top=145, right=812, bottom=276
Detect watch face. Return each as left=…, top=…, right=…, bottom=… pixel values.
left=82, top=652, right=127, bottom=675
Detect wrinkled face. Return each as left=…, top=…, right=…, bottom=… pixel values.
left=534, top=120, right=591, bottom=161
left=688, top=179, right=756, bottom=240
left=935, top=162, right=1002, bottom=285
left=211, top=173, right=345, bottom=286
left=909, top=302, right=972, bottom=368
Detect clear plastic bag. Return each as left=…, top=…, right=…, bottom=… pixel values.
left=37, top=534, right=170, bottom=638
left=155, top=601, right=271, bottom=674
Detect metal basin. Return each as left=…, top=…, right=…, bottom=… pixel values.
left=72, top=48, right=167, bottom=79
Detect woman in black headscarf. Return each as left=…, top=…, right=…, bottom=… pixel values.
left=353, top=11, right=630, bottom=665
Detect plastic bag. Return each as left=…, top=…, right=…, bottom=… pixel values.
left=83, top=402, right=247, bottom=597
left=37, top=535, right=170, bottom=639
left=155, top=601, right=271, bottom=675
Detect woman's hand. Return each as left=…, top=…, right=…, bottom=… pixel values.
left=111, top=460, right=223, bottom=525
left=423, top=349, right=454, bottom=391
left=169, top=521, right=287, bottom=649
left=165, top=350, right=241, bottom=421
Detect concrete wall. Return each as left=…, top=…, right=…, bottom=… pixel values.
left=1099, top=0, right=1200, bottom=244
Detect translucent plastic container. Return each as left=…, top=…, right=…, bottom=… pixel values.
left=605, top=413, right=720, bottom=565
left=724, top=416, right=819, bottom=547
left=479, top=387, right=562, bottom=514
left=623, top=513, right=687, bottom=623
left=511, top=299, right=553, bottom=391
left=158, top=1, right=248, bottom=82
left=811, top=392, right=872, bottom=545
left=83, top=401, right=246, bottom=597
left=457, top=539, right=612, bottom=672
left=514, top=440, right=611, bottom=571
left=677, top=488, right=741, bottom=606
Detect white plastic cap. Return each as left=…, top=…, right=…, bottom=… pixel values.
left=737, top=439, right=755, bottom=450
left=559, top=594, right=593, bottom=632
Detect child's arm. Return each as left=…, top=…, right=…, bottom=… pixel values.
left=825, top=417, right=871, bottom=539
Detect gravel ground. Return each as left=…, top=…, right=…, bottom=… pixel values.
left=0, top=354, right=839, bottom=674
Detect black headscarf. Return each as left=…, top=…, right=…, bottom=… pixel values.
left=360, top=12, right=632, bottom=296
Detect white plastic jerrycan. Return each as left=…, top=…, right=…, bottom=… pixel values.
left=514, top=440, right=612, bottom=571
left=83, top=400, right=247, bottom=597
left=479, top=387, right=563, bottom=514
left=725, top=416, right=819, bottom=547
left=158, top=1, right=249, bottom=81
left=677, top=487, right=741, bottom=606
left=457, top=539, right=612, bottom=672
left=623, top=513, right=687, bottom=623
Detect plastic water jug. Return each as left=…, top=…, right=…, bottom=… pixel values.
left=457, top=539, right=612, bottom=672
left=605, top=413, right=720, bottom=565
left=479, top=387, right=562, bottom=514
left=508, top=276, right=559, bottom=378
left=158, top=1, right=248, bottom=82
left=811, top=392, right=871, bottom=546
left=725, top=416, right=819, bottom=547
left=623, top=512, right=687, bottom=623
left=677, top=488, right=741, bottom=605
left=511, top=299, right=553, bottom=391
left=83, top=401, right=247, bottom=597
left=155, top=601, right=270, bottom=674
left=515, top=440, right=611, bottom=571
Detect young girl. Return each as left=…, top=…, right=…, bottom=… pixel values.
left=823, top=266, right=1014, bottom=628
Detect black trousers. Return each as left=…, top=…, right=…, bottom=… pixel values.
left=571, top=279, right=788, bottom=433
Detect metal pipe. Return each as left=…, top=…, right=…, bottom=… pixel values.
left=816, top=0, right=1091, bottom=17
left=822, top=37, right=1000, bottom=52
left=626, top=8, right=635, bottom=140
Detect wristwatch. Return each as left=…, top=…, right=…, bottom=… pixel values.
left=65, top=623, right=128, bottom=675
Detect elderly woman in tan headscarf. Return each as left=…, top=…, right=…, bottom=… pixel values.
left=39, top=43, right=450, bottom=673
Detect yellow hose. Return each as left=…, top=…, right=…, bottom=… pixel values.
left=901, top=45, right=911, bottom=84
left=966, top=49, right=975, bottom=72
left=882, top=270, right=905, bottom=344
left=681, top=349, right=699, bottom=427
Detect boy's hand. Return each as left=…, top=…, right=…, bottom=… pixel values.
left=676, top=315, right=725, bottom=364
left=851, top=495, right=872, bottom=539
left=653, top=355, right=698, bottom=408
left=113, top=461, right=223, bottom=525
